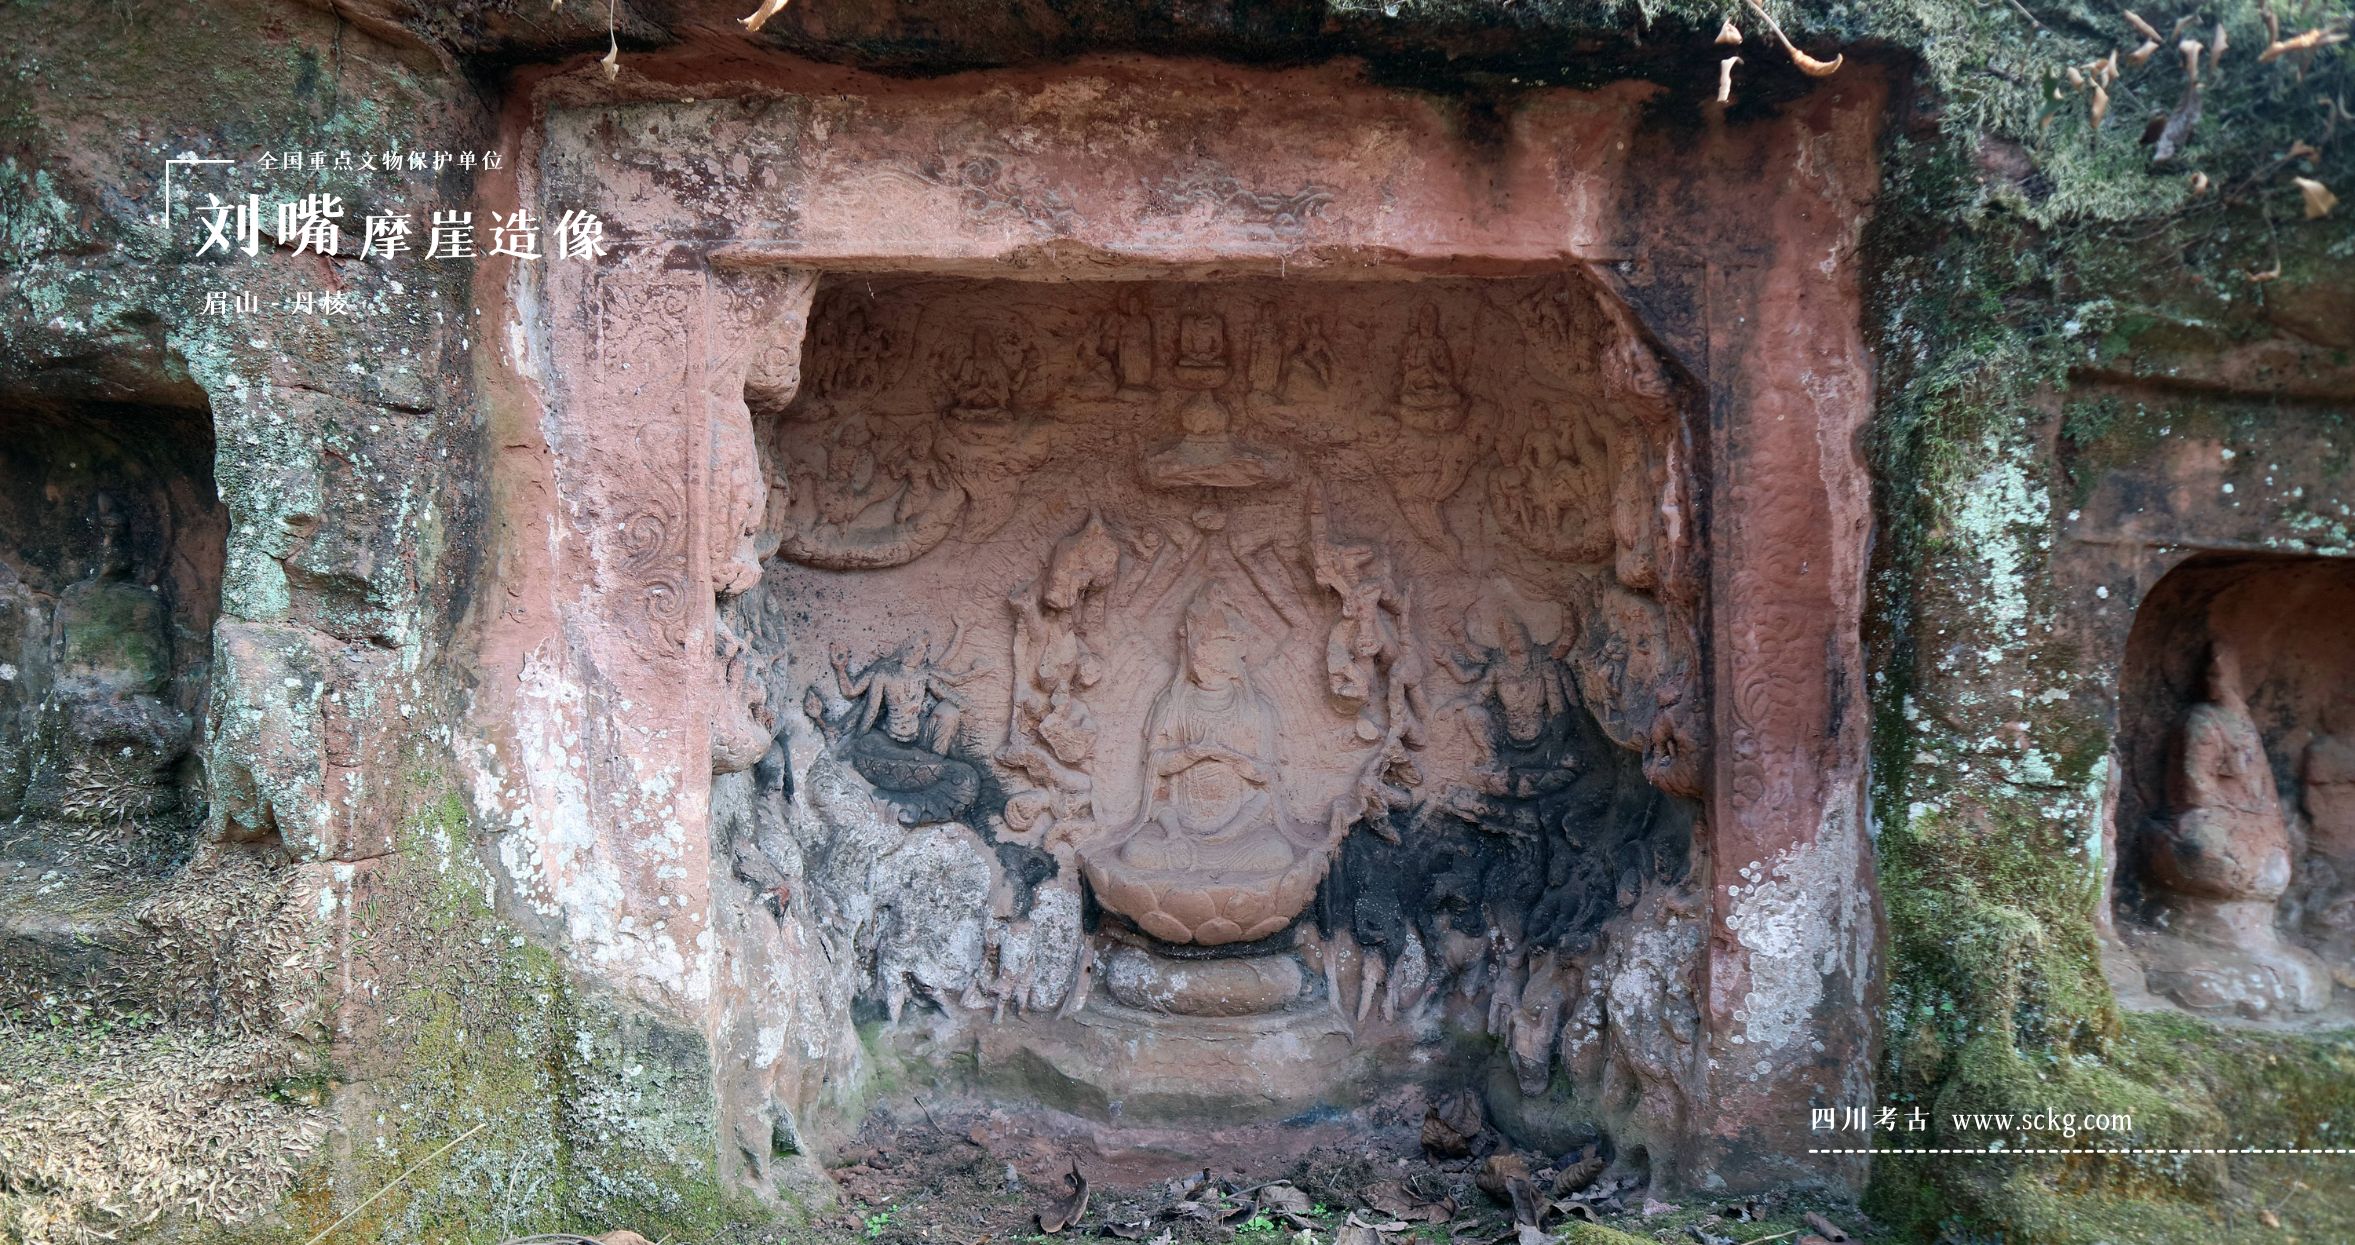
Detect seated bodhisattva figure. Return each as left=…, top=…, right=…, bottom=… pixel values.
left=1081, top=587, right=1329, bottom=946
left=2140, top=644, right=2330, bottom=1017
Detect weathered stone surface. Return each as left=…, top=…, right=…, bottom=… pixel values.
left=6, top=1, right=2352, bottom=1241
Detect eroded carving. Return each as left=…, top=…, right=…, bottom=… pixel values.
left=1383, top=304, right=1476, bottom=555
left=820, top=627, right=983, bottom=826
left=737, top=273, right=1706, bottom=1132
left=38, top=497, right=194, bottom=825
left=1082, top=584, right=1329, bottom=946
left=1144, top=311, right=1292, bottom=490
left=2138, top=645, right=2329, bottom=1016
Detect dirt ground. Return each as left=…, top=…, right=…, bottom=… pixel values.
left=780, top=1095, right=1877, bottom=1245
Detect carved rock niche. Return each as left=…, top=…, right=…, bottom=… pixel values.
left=734, top=273, right=1706, bottom=1128
left=0, top=397, right=224, bottom=866
left=2112, top=553, right=2355, bottom=1024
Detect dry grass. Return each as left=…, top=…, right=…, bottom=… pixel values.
left=0, top=1019, right=327, bottom=1245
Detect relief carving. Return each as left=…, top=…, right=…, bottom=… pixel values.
left=1143, top=311, right=1292, bottom=490
left=709, top=269, right=817, bottom=772
left=883, top=144, right=1077, bottom=235
left=817, top=627, right=984, bottom=826
left=1382, top=304, right=1476, bottom=555
left=1142, top=167, right=1335, bottom=238
left=998, top=514, right=1121, bottom=846
left=1081, top=584, right=1330, bottom=946
left=1490, top=408, right=1613, bottom=563
left=2137, top=645, right=2329, bottom=1016
left=769, top=326, right=1052, bottom=570
left=739, top=275, right=1707, bottom=1113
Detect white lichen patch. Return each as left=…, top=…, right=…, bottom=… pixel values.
left=1722, top=786, right=1871, bottom=1065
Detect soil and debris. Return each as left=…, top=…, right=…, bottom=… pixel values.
left=790, top=1096, right=1877, bottom=1245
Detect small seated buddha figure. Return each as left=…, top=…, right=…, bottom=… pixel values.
left=2138, top=644, right=2330, bottom=1017
left=1081, top=587, right=1328, bottom=946
left=1394, top=303, right=1467, bottom=434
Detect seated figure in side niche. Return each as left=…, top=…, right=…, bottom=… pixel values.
left=1080, top=587, right=1330, bottom=946
left=39, top=494, right=193, bottom=823
left=2139, top=644, right=2330, bottom=1016
left=828, top=625, right=982, bottom=826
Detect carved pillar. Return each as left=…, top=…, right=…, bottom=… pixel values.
left=513, top=258, right=811, bottom=1016
left=1693, top=85, right=1884, bottom=1190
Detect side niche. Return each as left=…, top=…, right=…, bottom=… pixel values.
left=727, top=273, right=1708, bottom=1147
left=0, top=401, right=225, bottom=868
left=2111, top=553, right=2355, bottom=1023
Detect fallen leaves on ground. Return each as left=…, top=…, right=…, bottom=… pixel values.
left=1037, top=1160, right=1089, bottom=1234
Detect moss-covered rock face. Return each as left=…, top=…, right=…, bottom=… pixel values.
left=240, top=792, right=756, bottom=1245
left=1852, top=1, right=2355, bottom=1237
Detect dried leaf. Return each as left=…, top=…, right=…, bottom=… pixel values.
left=1477, top=1154, right=1532, bottom=1205
left=1741, top=0, right=1843, bottom=76
left=2289, top=139, right=2321, bottom=160
left=1422, top=1089, right=1485, bottom=1157
left=597, top=1234, right=655, bottom=1245
left=1362, top=1180, right=1456, bottom=1224
left=2189, top=170, right=2211, bottom=194
left=2067, top=64, right=2087, bottom=88
left=2124, top=9, right=2162, bottom=43
left=599, top=34, right=620, bottom=81
left=2261, top=29, right=2350, bottom=63
left=739, top=0, right=790, bottom=33
left=1258, top=1183, right=1312, bottom=1216
left=1791, top=46, right=1844, bottom=76
left=2091, top=82, right=2111, bottom=127
left=1718, top=56, right=1742, bottom=103
left=2296, top=176, right=2338, bottom=218
left=1806, top=1211, right=1854, bottom=1242
left=1552, top=1148, right=1605, bottom=1197
left=2180, top=38, right=2205, bottom=83
left=1038, top=1161, right=1090, bottom=1234
left=2130, top=38, right=2161, bottom=66
left=2210, top=22, right=2229, bottom=71
left=1506, top=1177, right=1548, bottom=1229
left=1716, top=18, right=1743, bottom=44
left=1334, top=1223, right=1383, bottom=1245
